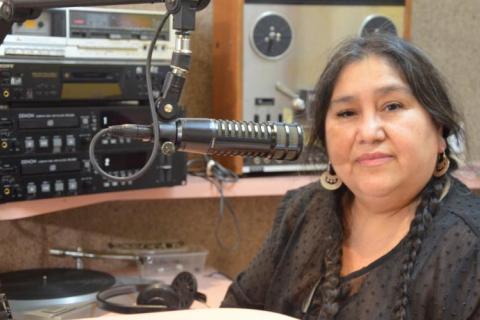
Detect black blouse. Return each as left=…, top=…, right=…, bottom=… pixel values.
left=221, top=177, right=480, bottom=320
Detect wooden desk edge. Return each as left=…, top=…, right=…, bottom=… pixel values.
left=0, top=175, right=318, bottom=220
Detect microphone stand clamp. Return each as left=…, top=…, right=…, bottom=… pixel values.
left=156, top=0, right=210, bottom=122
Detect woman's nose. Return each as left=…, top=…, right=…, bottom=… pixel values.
left=357, top=113, right=385, bottom=144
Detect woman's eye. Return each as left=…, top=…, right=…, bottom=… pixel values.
left=384, top=102, right=402, bottom=111
left=336, top=110, right=356, bottom=118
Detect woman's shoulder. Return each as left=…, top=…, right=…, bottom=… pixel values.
left=281, top=180, right=335, bottom=216
left=434, top=176, right=480, bottom=238
left=413, top=178, right=480, bottom=320
left=284, top=179, right=325, bottom=198
left=275, top=179, right=338, bottom=231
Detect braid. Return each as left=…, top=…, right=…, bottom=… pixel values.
left=317, top=242, right=343, bottom=319
left=394, top=176, right=447, bottom=319
left=314, top=176, right=447, bottom=320
left=315, top=190, right=346, bottom=320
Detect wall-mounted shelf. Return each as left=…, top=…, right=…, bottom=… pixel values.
left=0, top=174, right=318, bottom=221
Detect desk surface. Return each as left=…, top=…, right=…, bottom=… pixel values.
left=85, top=308, right=297, bottom=320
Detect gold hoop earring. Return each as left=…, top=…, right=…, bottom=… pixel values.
left=320, top=162, right=342, bottom=190
left=433, top=152, right=450, bottom=177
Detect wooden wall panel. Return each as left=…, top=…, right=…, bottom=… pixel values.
left=212, top=0, right=244, bottom=173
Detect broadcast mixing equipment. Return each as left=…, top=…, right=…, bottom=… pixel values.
left=0, top=105, right=187, bottom=203
left=0, top=4, right=187, bottom=204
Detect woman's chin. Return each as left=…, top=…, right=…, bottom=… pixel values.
left=346, top=180, right=401, bottom=198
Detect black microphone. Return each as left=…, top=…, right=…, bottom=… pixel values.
left=109, top=118, right=304, bottom=160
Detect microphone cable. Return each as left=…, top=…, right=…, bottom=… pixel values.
left=187, top=156, right=242, bottom=252
left=88, top=12, right=171, bottom=182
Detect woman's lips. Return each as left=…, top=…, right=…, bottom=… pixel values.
left=356, top=152, right=394, bottom=166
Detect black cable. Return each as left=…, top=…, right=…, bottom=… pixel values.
left=212, top=178, right=241, bottom=252
left=88, top=13, right=171, bottom=182
left=187, top=157, right=242, bottom=252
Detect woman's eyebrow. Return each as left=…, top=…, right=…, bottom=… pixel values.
left=330, top=85, right=412, bottom=107
left=330, top=95, right=355, bottom=106
left=374, top=84, right=412, bottom=97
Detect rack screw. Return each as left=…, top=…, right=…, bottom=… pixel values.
left=164, top=104, right=173, bottom=113
left=3, top=187, right=11, bottom=196
left=161, top=141, right=176, bottom=155
left=0, top=2, right=13, bottom=21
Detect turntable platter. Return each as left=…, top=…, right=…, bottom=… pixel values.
left=0, top=268, right=115, bottom=312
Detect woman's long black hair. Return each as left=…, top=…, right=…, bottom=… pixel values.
left=308, top=34, right=464, bottom=319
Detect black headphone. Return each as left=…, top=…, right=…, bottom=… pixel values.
left=96, top=271, right=207, bottom=314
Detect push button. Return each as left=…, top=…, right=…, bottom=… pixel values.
left=54, top=181, right=64, bottom=192
left=41, top=182, right=51, bottom=193
left=26, top=183, right=37, bottom=195
left=66, top=135, right=76, bottom=147
left=25, top=138, right=34, bottom=151
left=68, top=179, right=78, bottom=191
left=39, top=137, right=49, bottom=149
left=52, top=136, right=62, bottom=152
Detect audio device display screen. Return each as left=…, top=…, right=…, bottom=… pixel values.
left=100, top=111, right=151, bottom=128
left=100, top=152, right=148, bottom=172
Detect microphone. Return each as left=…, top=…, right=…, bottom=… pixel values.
left=109, top=118, right=304, bottom=160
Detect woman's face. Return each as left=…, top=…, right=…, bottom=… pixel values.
left=325, top=55, right=445, bottom=203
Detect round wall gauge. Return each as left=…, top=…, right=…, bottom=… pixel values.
left=250, top=12, right=293, bottom=60
left=360, top=15, right=398, bottom=37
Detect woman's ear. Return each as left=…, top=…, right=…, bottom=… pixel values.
left=437, top=126, right=447, bottom=153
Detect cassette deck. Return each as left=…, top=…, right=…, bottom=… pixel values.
left=1, top=7, right=174, bottom=61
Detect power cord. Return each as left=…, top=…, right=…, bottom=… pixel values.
left=187, top=156, right=241, bottom=252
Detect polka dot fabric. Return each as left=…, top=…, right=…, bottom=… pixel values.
left=221, top=177, right=480, bottom=319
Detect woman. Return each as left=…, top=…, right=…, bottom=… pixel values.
left=221, top=34, right=480, bottom=320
